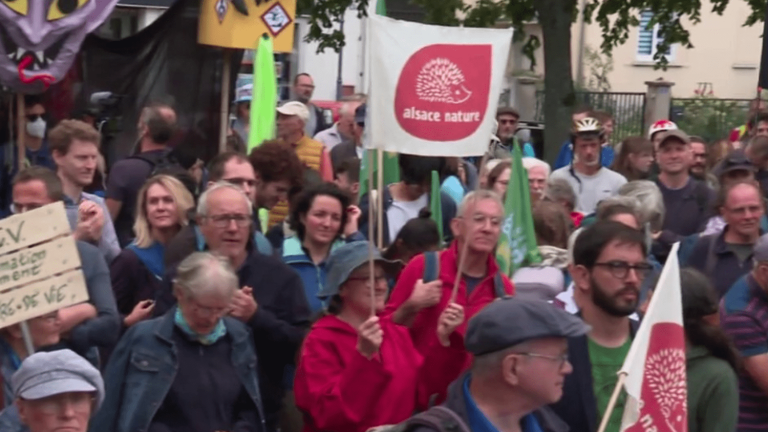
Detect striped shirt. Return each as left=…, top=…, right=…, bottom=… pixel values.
left=722, top=273, right=768, bottom=431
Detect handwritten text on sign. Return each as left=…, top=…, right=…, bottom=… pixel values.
left=0, top=270, right=88, bottom=325
left=0, top=236, right=80, bottom=292
left=0, top=203, right=70, bottom=255
left=0, top=202, right=88, bottom=328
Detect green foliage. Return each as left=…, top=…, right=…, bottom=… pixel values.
left=670, top=93, right=749, bottom=143
left=583, top=46, right=613, bottom=92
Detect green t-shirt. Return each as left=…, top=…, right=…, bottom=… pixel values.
left=588, top=337, right=631, bottom=432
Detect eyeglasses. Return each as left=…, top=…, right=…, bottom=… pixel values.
left=593, top=261, right=654, bottom=280
left=10, top=203, right=44, bottom=214
left=187, top=296, right=228, bottom=318
left=25, top=392, right=94, bottom=414
left=346, top=275, right=388, bottom=285
left=205, top=213, right=251, bottom=228
left=26, top=114, right=44, bottom=122
left=224, top=177, right=257, bottom=188
left=512, top=352, right=569, bottom=369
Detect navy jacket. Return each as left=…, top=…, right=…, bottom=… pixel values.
left=685, top=227, right=756, bottom=298
left=549, top=318, right=640, bottom=432
left=155, top=247, right=310, bottom=431
left=91, top=309, right=265, bottom=432
left=412, top=372, right=568, bottom=432
left=358, top=185, right=457, bottom=248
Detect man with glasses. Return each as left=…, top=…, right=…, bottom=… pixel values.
left=551, top=221, right=650, bottom=432
left=292, top=73, right=329, bottom=136
left=385, top=190, right=514, bottom=371
left=156, top=182, right=309, bottom=432
left=722, top=233, right=768, bottom=431
left=165, top=151, right=273, bottom=268
left=0, top=349, right=104, bottom=432
left=688, top=181, right=764, bottom=297
left=11, top=167, right=120, bottom=357
left=408, top=298, right=585, bottom=432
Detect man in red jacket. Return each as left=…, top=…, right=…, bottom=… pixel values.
left=385, top=189, right=515, bottom=358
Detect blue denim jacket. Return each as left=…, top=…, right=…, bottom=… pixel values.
left=90, top=308, right=265, bottom=432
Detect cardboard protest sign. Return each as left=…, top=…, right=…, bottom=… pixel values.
left=367, top=15, right=512, bottom=156
left=0, top=203, right=89, bottom=328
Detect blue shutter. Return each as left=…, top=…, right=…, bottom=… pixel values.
left=638, top=10, right=654, bottom=56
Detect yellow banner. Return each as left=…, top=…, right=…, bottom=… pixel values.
left=198, top=0, right=296, bottom=53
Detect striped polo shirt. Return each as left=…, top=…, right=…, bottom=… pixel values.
left=722, top=273, right=768, bottom=431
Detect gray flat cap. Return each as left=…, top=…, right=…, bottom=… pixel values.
left=466, top=298, right=590, bottom=355
left=318, top=241, right=401, bottom=298
left=12, top=349, right=105, bottom=410
left=754, top=233, right=768, bottom=262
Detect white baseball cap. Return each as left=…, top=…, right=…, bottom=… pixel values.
left=277, top=101, right=310, bottom=123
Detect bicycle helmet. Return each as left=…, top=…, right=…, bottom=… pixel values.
left=573, top=117, right=602, bottom=134
left=647, top=120, right=677, bottom=139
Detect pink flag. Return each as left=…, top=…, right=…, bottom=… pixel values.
left=620, top=243, right=688, bottom=432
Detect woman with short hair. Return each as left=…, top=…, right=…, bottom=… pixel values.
left=94, top=252, right=264, bottom=432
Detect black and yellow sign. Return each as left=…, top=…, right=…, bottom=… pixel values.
left=198, top=0, right=297, bottom=53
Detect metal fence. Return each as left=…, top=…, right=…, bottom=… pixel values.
left=534, top=91, right=646, bottom=142
left=669, top=98, right=752, bottom=143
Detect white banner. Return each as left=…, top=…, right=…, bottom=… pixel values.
left=367, top=15, right=512, bottom=157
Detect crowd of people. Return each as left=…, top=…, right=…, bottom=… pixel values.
left=0, top=73, right=766, bottom=432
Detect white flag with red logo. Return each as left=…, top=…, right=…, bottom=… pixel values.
left=620, top=242, right=687, bottom=432
left=367, top=15, right=512, bottom=156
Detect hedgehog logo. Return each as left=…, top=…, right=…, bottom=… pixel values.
left=394, top=44, right=491, bottom=142
left=415, top=58, right=473, bottom=104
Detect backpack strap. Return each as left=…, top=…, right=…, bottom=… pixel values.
left=254, top=232, right=274, bottom=256
left=404, top=406, right=471, bottom=432
left=193, top=225, right=206, bottom=251
left=704, top=234, right=718, bottom=277
left=493, top=272, right=506, bottom=298
left=422, top=251, right=440, bottom=283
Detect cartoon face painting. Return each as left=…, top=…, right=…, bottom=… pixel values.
left=0, top=0, right=118, bottom=93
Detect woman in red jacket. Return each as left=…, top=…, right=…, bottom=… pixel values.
left=294, top=241, right=466, bottom=432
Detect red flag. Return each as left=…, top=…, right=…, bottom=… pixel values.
left=620, top=243, right=687, bottom=432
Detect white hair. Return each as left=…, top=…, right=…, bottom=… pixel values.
left=458, top=190, right=504, bottom=218
left=522, top=157, right=551, bottom=177
left=174, top=252, right=238, bottom=299
left=197, top=182, right=254, bottom=217
left=618, top=180, right=665, bottom=232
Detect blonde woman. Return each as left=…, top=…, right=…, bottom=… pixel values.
left=110, top=175, right=194, bottom=327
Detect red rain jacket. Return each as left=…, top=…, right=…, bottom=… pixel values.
left=384, top=241, right=515, bottom=359
left=294, top=315, right=465, bottom=432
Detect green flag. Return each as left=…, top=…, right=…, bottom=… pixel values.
left=248, top=36, right=277, bottom=152
left=495, top=143, right=541, bottom=276
left=429, top=170, right=443, bottom=241
left=358, top=150, right=400, bottom=199
left=376, top=0, right=387, bottom=15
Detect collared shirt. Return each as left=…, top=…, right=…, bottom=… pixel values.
left=314, top=123, right=344, bottom=150
left=463, top=374, right=544, bottom=432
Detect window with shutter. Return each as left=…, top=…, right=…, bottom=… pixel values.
left=636, top=10, right=674, bottom=62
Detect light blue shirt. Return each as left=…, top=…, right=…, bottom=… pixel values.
left=63, top=192, right=120, bottom=263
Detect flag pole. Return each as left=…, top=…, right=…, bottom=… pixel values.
left=367, top=149, right=377, bottom=316
left=376, top=149, right=384, bottom=249
left=16, top=93, right=24, bottom=171
left=596, top=373, right=627, bottom=432
left=219, top=49, right=232, bottom=154
left=450, top=153, right=489, bottom=303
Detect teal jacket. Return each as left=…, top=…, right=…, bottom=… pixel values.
left=281, top=233, right=365, bottom=312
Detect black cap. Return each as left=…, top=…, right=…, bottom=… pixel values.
left=465, top=298, right=590, bottom=355
left=714, top=150, right=756, bottom=178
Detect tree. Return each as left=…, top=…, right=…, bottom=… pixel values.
left=299, top=0, right=766, bottom=160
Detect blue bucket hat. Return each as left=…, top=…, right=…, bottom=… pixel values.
left=318, top=241, right=401, bottom=299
